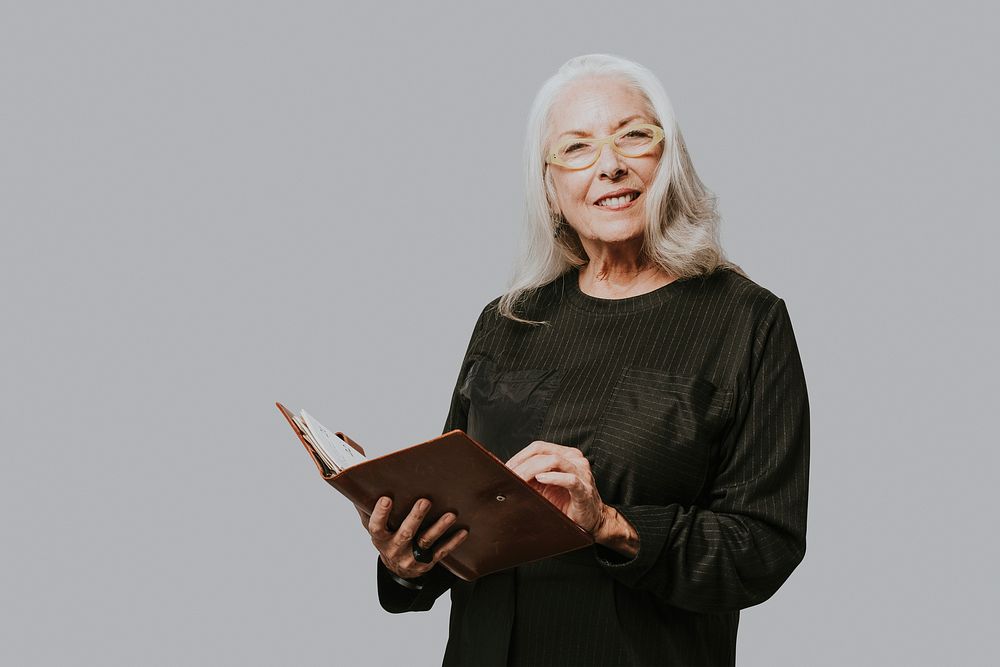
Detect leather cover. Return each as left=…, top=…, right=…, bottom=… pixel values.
left=276, top=402, right=594, bottom=581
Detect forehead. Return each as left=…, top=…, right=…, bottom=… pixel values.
left=549, top=77, right=652, bottom=134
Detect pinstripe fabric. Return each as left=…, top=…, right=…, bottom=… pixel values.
left=376, top=266, right=810, bottom=666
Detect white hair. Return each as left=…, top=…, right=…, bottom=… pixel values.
left=497, top=53, right=747, bottom=325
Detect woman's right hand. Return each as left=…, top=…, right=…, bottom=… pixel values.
left=364, top=496, right=469, bottom=581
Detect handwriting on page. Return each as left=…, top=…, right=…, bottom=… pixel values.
left=300, top=409, right=367, bottom=473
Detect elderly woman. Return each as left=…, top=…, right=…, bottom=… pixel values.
left=364, top=53, right=809, bottom=666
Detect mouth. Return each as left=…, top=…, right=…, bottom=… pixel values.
left=593, top=190, right=641, bottom=211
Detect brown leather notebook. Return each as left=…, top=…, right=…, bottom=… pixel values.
left=276, top=402, right=594, bottom=581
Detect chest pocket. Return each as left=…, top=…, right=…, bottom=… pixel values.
left=460, top=357, right=563, bottom=463
left=590, top=368, right=735, bottom=506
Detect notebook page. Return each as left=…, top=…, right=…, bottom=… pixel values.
left=300, top=409, right=367, bottom=471
left=291, top=413, right=341, bottom=473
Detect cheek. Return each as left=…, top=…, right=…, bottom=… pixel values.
left=555, top=177, right=591, bottom=208
left=642, top=157, right=662, bottom=182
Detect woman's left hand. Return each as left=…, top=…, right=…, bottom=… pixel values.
left=505, top=441, right=608, bottom=538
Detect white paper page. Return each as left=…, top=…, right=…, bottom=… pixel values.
left=300, top=409, right=367, bottom=471
left=291, top=413, right=340, bottom=473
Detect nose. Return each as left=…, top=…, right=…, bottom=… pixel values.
left=595, top=141, right=627, bottom=179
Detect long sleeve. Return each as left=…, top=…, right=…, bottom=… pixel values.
left=376, top=302, right=495, bottom=614
left=593, top=298, right=810, bottom=613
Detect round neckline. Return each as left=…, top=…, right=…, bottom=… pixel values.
left=561, top=265, right=690, bottom=314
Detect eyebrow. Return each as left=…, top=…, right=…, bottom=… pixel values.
left=557, top=115, right=645, bottom=140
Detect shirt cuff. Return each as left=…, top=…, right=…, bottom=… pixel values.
left=376, top=556, right=425, bottom=613
left=377, top=556, right=426, bottom=589
left=592, top=504, right=675, bottom=588
left=389, top=572, right=425, bottom=590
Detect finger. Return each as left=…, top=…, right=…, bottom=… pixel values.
left=534, top=471, right=589, bottom=500
left=393, top=524, right=471, bottom=579
left=367, top=496, right=393, bottom=540
left=392, top=497, right=432, bottom=548
left=505, top=440, right=554, bottom=469
left=509, top=453, right=561, bottom=481
left=510, top=453, right=584, bottom=483
left=413, top=511, right=457, bottom=549
left=429, top=528, right=470, bottom=565
left=355, top=505, right=372, bottom=527
left=384, top=554, right=424, bottom=581
left=506, top=441, right=584, bottom=469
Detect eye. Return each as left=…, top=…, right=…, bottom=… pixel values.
left=564, top=142, right=588, bottom=153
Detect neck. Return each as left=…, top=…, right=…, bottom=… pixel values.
left=577, top=260, right=675, bottom=299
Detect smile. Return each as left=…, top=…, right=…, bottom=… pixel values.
left=594, top=192, right=640, bottom=210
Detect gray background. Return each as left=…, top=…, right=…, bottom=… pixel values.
left=2, top=1, right=995, bottom=665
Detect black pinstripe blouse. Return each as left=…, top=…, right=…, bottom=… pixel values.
left=376, top=265, right=810, bottom=666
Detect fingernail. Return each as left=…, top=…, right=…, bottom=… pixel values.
left=443, top=513, right=455, bottom=523
left=418, top=499, right=429, bottom=511
left=380, top=497, right=390, bottom=507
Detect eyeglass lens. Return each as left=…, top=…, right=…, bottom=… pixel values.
left=556, top=126, right=659, bottom=168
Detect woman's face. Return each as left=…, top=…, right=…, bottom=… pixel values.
left=546, top=77, right=663, bottom=255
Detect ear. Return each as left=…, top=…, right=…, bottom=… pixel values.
left=544, top=171, right=562, bottom=217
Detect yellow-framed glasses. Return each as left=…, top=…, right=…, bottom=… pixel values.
left=545, top=123, right=665, bottom=170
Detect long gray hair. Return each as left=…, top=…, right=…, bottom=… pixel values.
left=497, top=53, right=746, bottom=325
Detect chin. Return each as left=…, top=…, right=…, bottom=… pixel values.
left=584, top=218, right=643, bottom=243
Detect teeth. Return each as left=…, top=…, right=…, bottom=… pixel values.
left=597, top=192, right=639, bottom=207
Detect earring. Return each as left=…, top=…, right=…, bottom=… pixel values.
left=552, top=213, right=566, bottom=238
